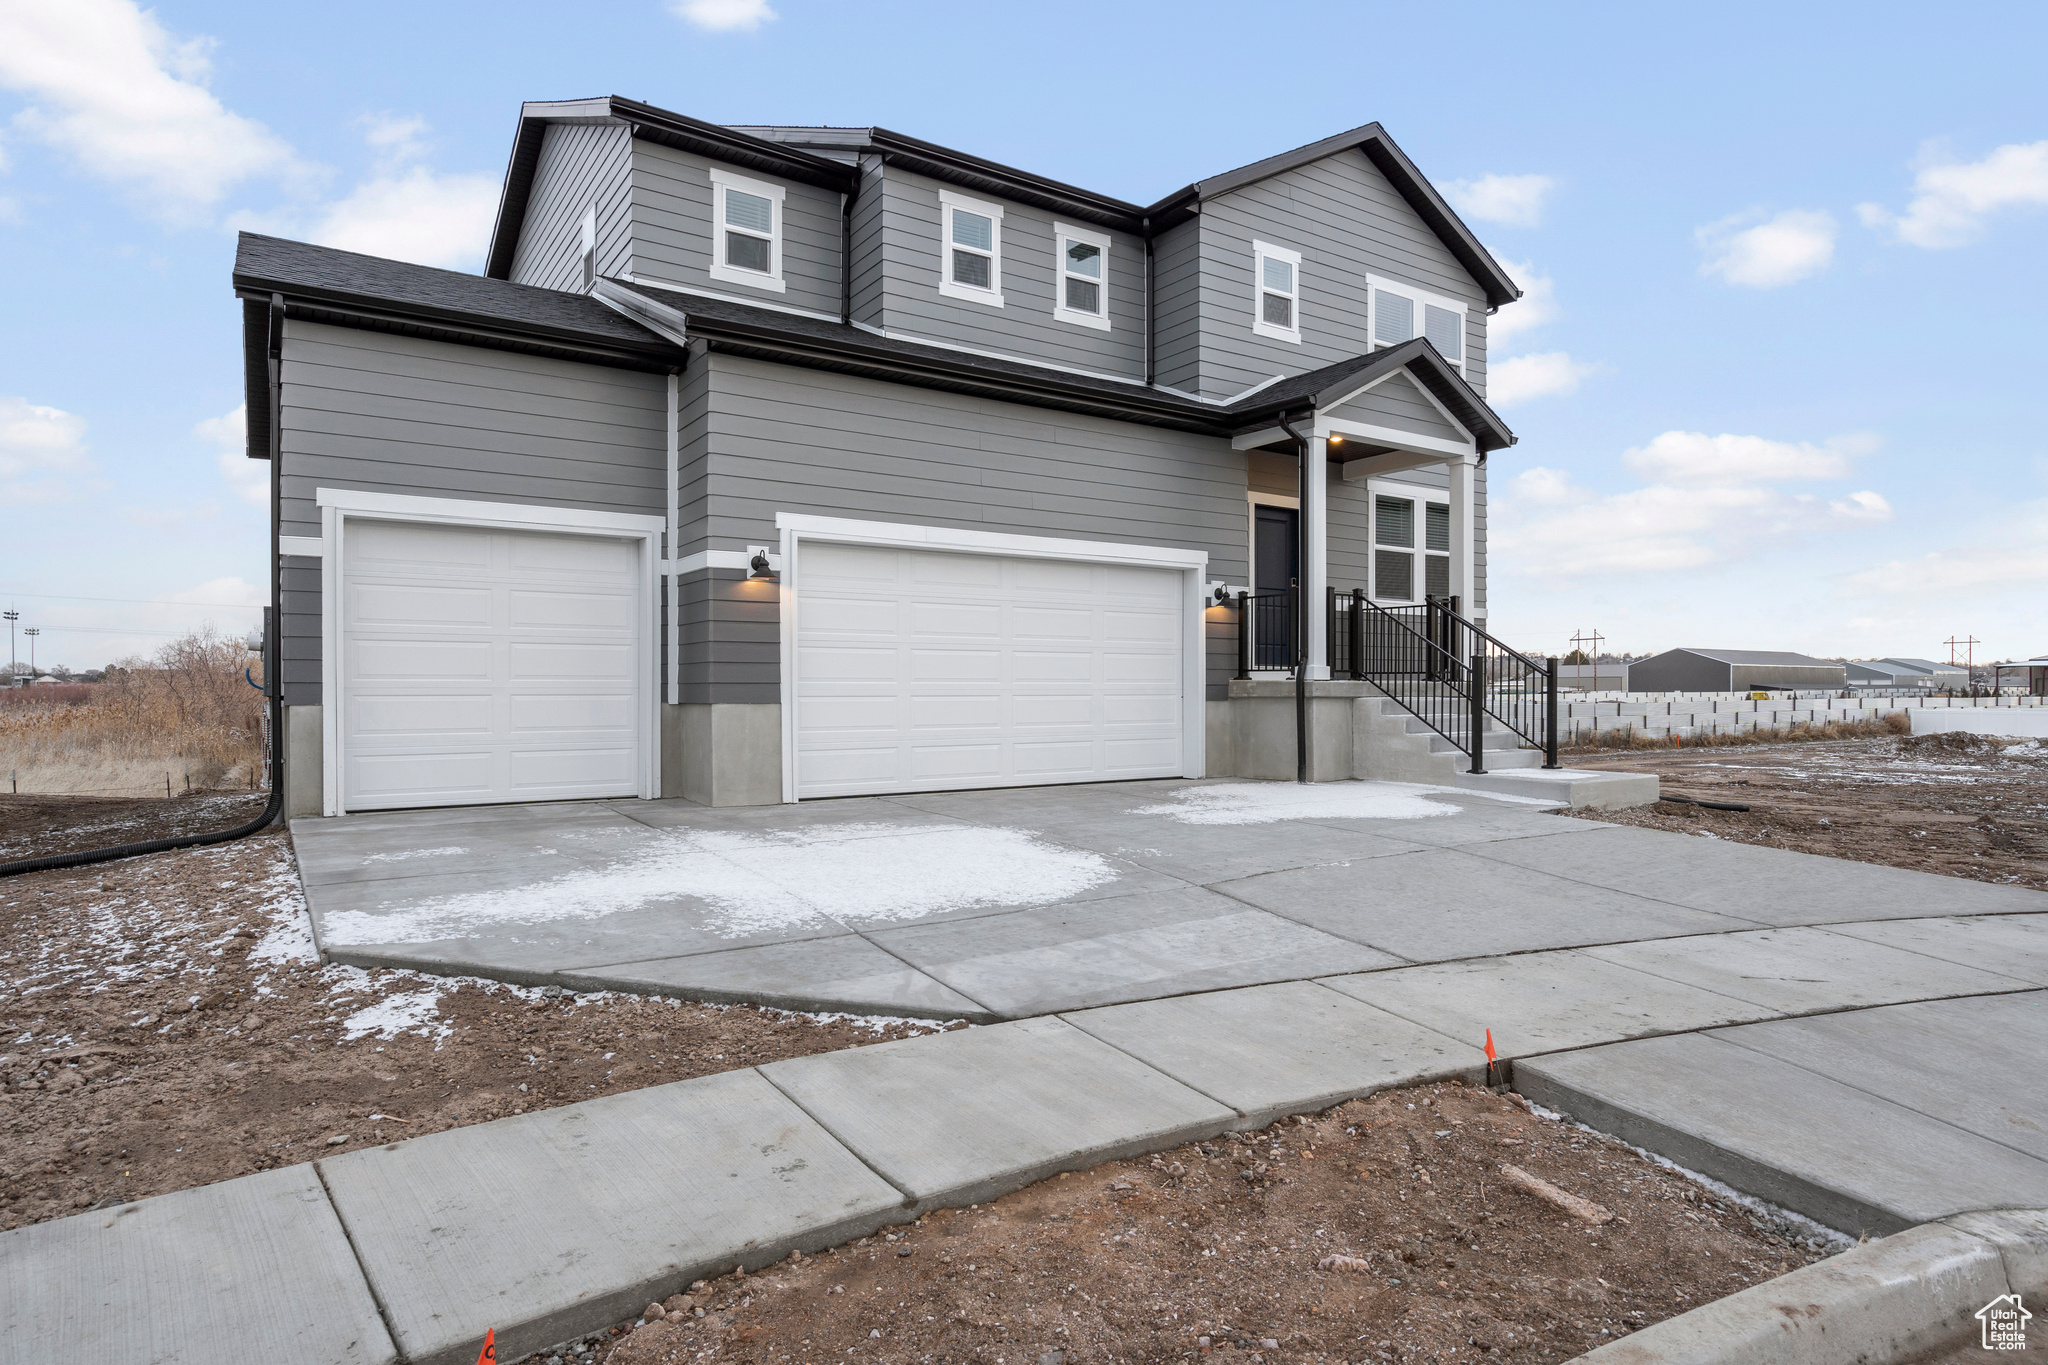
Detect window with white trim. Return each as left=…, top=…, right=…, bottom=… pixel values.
left=1053, top=222, right=1111, bottom=330
left=1367, top=275, right=1467, bottom=371
left=1252, top=241, right=1301, bottom=344
left=1371, top=488, right=1451, bottom=603
left=709, top=168, right=786, bottom=293
left=578, top=204, right=597, bottom=291
left=939, top=190, right=1004, bottom=306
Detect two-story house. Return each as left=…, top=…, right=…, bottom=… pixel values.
left=232, top=97, right=1523, bottom=817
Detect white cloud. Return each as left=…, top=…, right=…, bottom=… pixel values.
left=1493, top=430, right=1892, bottom=580
left=1443, top=173, right=1554, bottom=228
left=195, top=403, right=267, bottom=507
left=1695, top=209, right=1837, bottom=288
left=672, top=0, right=778, bottom=32
left=1620, top=430, right=1878, bottom=486
left=1856, top=140, right=2048, bottom=249
left=0, top=0, right=303, bottom=219
left=1836, top=500, right=2048, bottom=604
left=0, top=396, right=94, bottom=504
left=1489, top=352, right=1599, bottom=407
left=1490, top=260, right=1557, bottom=349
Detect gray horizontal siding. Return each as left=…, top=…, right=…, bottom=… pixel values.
left=870, top=166, right=1145, bottom=379
left=508, top=122, right=634, bottom=292
left=274, top=321, right=667, bottom=706
left=847, top=154, right=885, bottom=326
left=629, top=139, right=844, bottom=318
left=1150, top=217, right=1202, bottom=392
left=1327, top=372, right=1465, bottom=444
left=1191, top=149, right=1489, bottom=400
left=695, top=352, right=1245, bottom=702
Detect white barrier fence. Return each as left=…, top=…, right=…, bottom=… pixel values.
left=1556, top=690, right=2046, bottom=745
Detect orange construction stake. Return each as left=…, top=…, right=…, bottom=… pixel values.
left=1484, top=1029, right=1500, bottom=1086
left=474, top=1328, right=496, bottom=1365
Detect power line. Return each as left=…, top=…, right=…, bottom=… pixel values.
left=0, top=589, right=265, bottom=608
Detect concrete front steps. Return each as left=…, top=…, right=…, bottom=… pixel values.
left=1371, top=699, right=1660, bottom=810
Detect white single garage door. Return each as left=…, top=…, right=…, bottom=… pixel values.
left=340, top=519, right=644, bottom=811
left=794, top=541, right=1187, bottom=799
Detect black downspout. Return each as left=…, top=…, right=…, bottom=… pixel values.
left=1142, top=217, right=1154, bottom=388
left=0, top=297, right=287, bottom=878
left=840, top=157, right=860, bottom=326
left=1278, top=412, right=1310, bottom=784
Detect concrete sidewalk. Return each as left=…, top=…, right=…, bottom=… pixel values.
left=7, top=906, right=2046, bottom=1365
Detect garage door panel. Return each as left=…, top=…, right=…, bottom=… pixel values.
left=796, top=541, right=1187, bottom=799
left=350, top=583, right=493, bottom=629
left=342, top=519, right=644, bottom=811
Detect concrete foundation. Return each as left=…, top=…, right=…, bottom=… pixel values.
left=284, top=704, right=322, bottom=818
left=677, top=702, right=783, bottom=807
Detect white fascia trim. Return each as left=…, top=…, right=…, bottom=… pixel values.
left=662, top=549, right=783, bottom=574
left=1251, top=239, right=1303, bottom=345
left=1339, top=447, right=1463, bottom=481
left=1051, top=220, right=1113, bottom=331
left=773, top=513, right=1208, bottom=802
left=592, top=279, right=692, bottom=347
left=314, top=487, right=665, bottom=533
left=279, top=535, right=324, bottom=558
left=618, top=274, right=842, bottom=324
left=316, top=488, right=663, bottom=817
left=1231, top=426, right=1289, bottom=451
left=846, top=320, right=1146, bottom=388
left=774, top=512, right=1208, bottom=570
left=1365, top=273, right=1471, bottom=372
left=709, top=166, right=788, bottom=294
left=1153, top=373, right=1289, bottom=408
left=938, top=189, right=1004, bottom=308
left=1319, top=416, right=1474, bottom=459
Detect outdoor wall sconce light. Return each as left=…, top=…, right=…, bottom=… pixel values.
left=747, top=546, right=778, bottom=579
left=1206, top=581, right=1244, bottom=607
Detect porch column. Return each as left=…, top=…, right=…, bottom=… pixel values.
left=1447, top=451, right=1477, bottom=622
left=1302, top=436, right=1329, bottom=679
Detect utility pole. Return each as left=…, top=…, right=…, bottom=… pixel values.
left=1945, top=635, right=1980, bottom=669
left=1569, top=628, right=1606, bottom=683
left=23, top=627, right=37, bottom=678
left=3, top=608, right=14, bottom=686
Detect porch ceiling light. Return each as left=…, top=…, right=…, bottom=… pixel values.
left=1329, top=434, right=1344, bottom=445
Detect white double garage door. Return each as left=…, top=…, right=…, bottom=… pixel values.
left=339, top=519, right=1193, bottom=809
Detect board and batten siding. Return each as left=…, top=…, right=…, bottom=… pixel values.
left=1189, top=149, right=1490, bottom=402
left=867, top=165, right=1147, bottom=379
left=507, top=122, right=635, bottom=292
left=628, top=138, right=845, bottom=318
left=687, top=351, right=1245, bottom=702
left=274, top=321, right=668, bottom=706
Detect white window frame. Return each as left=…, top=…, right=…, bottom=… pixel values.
left=1052, top=221, right=1112, bottom=331
left=1252, top=240, right=1302, bottom=345
left=1366, top=274, right=1469, bottom=372
left=708, top=167, right=787, bottom=294
left=1364, top=479, right=1451, bottom=605
left=938, top=189, right=1005, bottom=307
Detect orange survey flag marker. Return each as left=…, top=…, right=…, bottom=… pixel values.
left=475, top=1328, right=496, bottom=1365
left=1484, top=1029, right=1501, bottom=1086
left=1485, top=1029, right=1497, bottom=1064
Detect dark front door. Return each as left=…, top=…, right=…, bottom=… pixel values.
left=1253, top=503, right=1299, bottom=669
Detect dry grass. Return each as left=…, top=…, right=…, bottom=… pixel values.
left=1563, top=710, right=1910, bottom=754
left=0, top=629, right=265, bottom=797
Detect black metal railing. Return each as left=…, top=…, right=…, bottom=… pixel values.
left=1327, top=588, right=1560, bottom=773
left=1234, top=590, right=1297, bottom=675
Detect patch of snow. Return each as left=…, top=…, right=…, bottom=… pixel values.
left=361, top=845, right=470, bottom=864
left=317, top=823, right=1115, bottom=945
left=1130, top=781, right=1468, bottom=826
left=339, top=986, right=452, bottom=1043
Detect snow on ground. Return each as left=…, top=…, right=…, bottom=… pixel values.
left=318, top=823, right=1116, bottom=945
left=1131, top=781, right=1470, bottom=826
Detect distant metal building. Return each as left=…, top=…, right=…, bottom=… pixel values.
left=1845, top=657, right=1969, bottom=690
left=1626, top=648, right=1848, bottom=693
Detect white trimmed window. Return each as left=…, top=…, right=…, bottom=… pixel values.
left=709, top=168, right=786, bottom=293
left=939, top=190, right=1004, bottom=306
left=1370, top=486, right=1451, bottom=603
left=1252, top=241, right=1301, bottom=344
left=1367, top=275, right=1467, bottom=372
left=578, top=204, right=597, bottom=290
left=1053, top=222, right=1111, bottom=330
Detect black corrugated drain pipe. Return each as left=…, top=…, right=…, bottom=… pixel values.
left=1277, top=412, right=1311, bottom=784
left=0, top=295, right=288, bottom=879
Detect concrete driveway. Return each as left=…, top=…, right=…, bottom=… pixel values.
left=289, top=777, right=2047, bottom=1021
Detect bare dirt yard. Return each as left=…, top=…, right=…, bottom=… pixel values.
left=554, top=1082, right=1831, bottom=1365
left=1561, top=732, right=2048, bottom=891
left=0, top=819, right=952, bottom=1231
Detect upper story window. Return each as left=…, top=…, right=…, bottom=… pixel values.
left=1053, top=223, right=1111, bottom=330
left=1369, top=276, right=1466, bottom=372
left=939, top=190, right=1004, bottom=306
left=579, top=204, right=597, bottom=291
left=709, top=167, right=786, bottom=294
left=1252, top=241, right=1302, bottom=344
left=1371, top=488, right=1451, bottom=603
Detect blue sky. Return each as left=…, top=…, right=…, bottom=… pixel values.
left=3, top=0, right=2046, bottom=671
